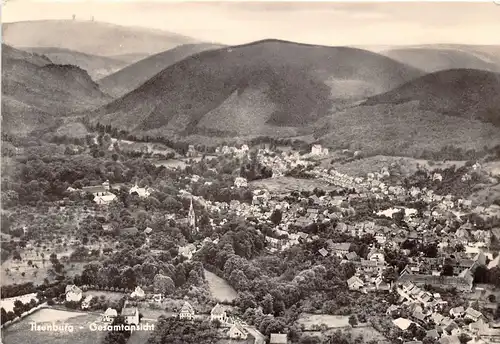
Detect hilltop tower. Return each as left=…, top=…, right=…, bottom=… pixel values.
left=188, top=198, right=196, bottom=230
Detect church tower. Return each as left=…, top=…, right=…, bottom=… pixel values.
left=188, top=198, right=196, bottom=230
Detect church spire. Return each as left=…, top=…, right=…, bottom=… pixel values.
left=188, top=198, right=196, bottom=230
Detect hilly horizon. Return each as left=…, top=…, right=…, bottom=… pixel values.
left=2, top=20, right=200, bottom=57
left=2, top=44, right=112, bottom=135
left=364, top=68, right=500, bottom=126
left=90, top=39, right=423, bottom=137
left=312, top=68, right=500, bottom=156
left=380, top=47, right=500, bottom=73
left=99, top=43, right=225, bottom=98
left=23, top=47, right=130, bottom=80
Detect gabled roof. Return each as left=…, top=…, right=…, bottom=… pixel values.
left=230, top=323, right=248, bottom=335
left=465, top=307, right=483, bottom=319
left=211, top=303, right=225, bottom=316
left=82, top=185, right=106, bottom=194
left=347, top=276, right=364, bottom=287
left=180, top=301, right=195, bottom=314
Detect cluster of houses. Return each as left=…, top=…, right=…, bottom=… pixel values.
left=175, top=301, right=267, bottom=343
left=391, top=281, right=500, bottom=344
left=66, top=180, right=156, bottom=205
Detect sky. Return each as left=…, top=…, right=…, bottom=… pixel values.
left=3, top=1, right=500, bottom=46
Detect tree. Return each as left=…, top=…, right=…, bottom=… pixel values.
left=270, top=209, right=283, bottom=225
left=348, top=315, right=358, bottom=327
left=261, top=294, right=274, bottom=315
left=442, top=264, right=454, bottom=276
left=102, top=315, right=131, bottom=344
left=153, top=274, right=175, bottom=295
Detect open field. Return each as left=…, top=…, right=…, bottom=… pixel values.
left=303, top=325, right=387, bottom=343
left=204, top=269, right=238, bottom=303
left=297, top=313, right=350, bottom=330
left=2, top=309, right=105, bottom=344
left=1, top=260, right=87, bottom=285
left=153, top=159, right=187, bottom=169
left=249, top=176, right=339, bottom=193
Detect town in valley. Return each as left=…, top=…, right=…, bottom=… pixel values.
left=1, top=2, right=500, bottom=344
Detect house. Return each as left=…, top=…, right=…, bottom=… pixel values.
left=144, top=227, right=153, bottom=234
left=94, top=193, right=117, bottom=205
left=65, top=284, right=83, bottom=302
left=367, top=249, right=385, bottom=262
left=450, top=307, right=465, bottom=318
left=131, top=286, right=145, bottom=298
left=179, top=301, right=195, bottom=320
left=311, top=144, right=328, bottom=156
left=464, top=308, right=485, bottom=322
left=101, top=308, right=118, bottom=322
left=270, top=333, right=288, bottom=344
left=122, top=307, right=140, bottom=325
left=347, top=276, right=365, bottom=291
left=81, top=295, right=93, bottom=309
left=328, top=242, right=351, bottom=257
left=129, top=184, right=152, bottom=198
left=346, top=251, right=359, bottom=261
left=397, top=272, right=473, bottom=291
left=318, top=248, right=329, bottom=257
left=228, top=323, right=248, bottom=340
left=211, top=303, right=227, bottom=323
left=234, top=177, right=248, bottom=188
left=179, top=244, right=197, bottom=259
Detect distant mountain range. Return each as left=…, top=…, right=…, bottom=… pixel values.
left=3, top=29, right=500, bottom=158
left=91, top=39, right=422, bottom=137
left=380, top=46, right=500, bottom=73
left=2, top=20, right=199, bottom=57
left=22, top=47, right=130, bottom=80
left=99, top=43, right=225, bottom=97
left=2, top=44, right=111, bottom=135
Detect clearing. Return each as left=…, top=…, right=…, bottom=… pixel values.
left=297, top=313, right=350, bottom=330
left=203, top=269, right=238, bottom=303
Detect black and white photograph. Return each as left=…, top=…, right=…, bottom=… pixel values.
left=1, top=1, right=500, bottom=344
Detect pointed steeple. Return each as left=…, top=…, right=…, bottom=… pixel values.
left=188, top=198, right=196, bottom=230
